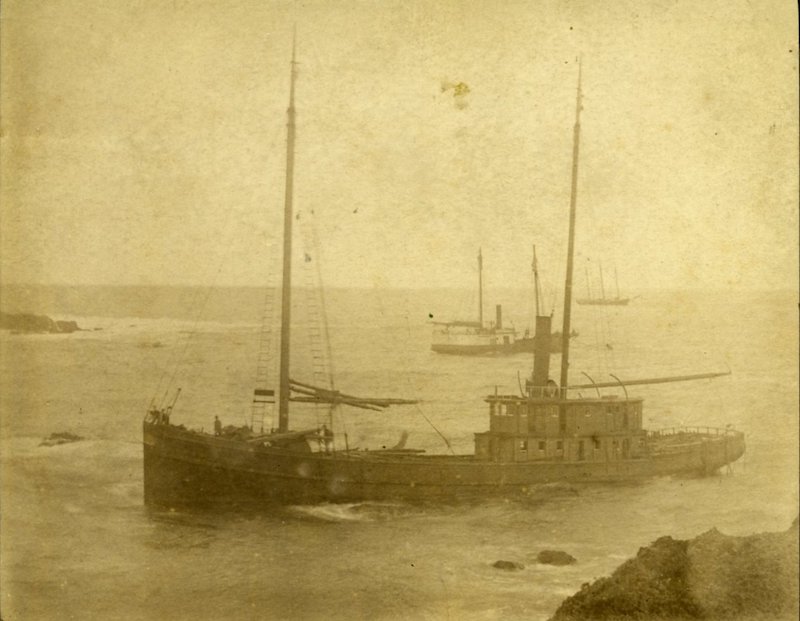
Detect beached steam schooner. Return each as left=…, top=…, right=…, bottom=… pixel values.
left=142, top=52, right=744, bottom=508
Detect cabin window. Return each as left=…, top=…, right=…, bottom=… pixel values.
left=592, top=436, right=601, bottom=450
left=538, top=441, right=546, bottom=451
left=503, top=336, right=510, bottom=344
left=556, top=441, right=563, bottom=450
left=578, top=440, right=585, bottom=460
left=490, top=402, right=496, bottom=416
left=507, top=402, right=517, bottom=416
left=519, top=440, right=528, bottom=451
left=559, top=410, right=566, bottom=432
left=623, top=412, right=629, bottom=429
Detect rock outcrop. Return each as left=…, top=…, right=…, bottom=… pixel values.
left=549, top=519, right=799, bottom=620
left=0, top=312, right=82, bottom=333
left=537, top=550, right=577, bottom=566
left=40, top=432, right=85, bottom=446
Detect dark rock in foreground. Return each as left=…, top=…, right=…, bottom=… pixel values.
left=493, top=560, right=524, bottom=571
left=1, top=312, right=82, bottom=333
left=40, top=432, right=85, bottom=446
left=538, top=550, right=577, bottom=566
left=549, top=519, right=799, bottom=620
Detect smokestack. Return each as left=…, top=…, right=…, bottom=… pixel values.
left=495, top=304, right=502, bottom=329
left=531, top=315, right=552, bottom=397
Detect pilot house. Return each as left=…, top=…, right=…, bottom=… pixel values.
left=474, top=394, right=646, bottom=463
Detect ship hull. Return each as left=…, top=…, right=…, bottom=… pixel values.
left=430, top=335, right=564, bottom=356
left=143, top=422, right=745, bottom=508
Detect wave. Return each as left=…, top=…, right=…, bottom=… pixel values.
left=288, top=500, right=412, bottom=523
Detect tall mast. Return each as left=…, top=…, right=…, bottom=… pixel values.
left=559, top=60, right=582, bottom=398
left=478, top=248, right=483, bottom=327
left=277, top=33, right=297, bottom=433
left=532, top=245, right=541, bottom=316
left=598, top=262, right=606, bottom=301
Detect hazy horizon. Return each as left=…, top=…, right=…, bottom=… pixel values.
left=0, top=280, right=796, bottom=294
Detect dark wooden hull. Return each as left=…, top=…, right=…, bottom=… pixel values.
left=143, top=422, right=745, bottom=508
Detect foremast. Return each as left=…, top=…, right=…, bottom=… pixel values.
left=278, top=35, right=297, bottom=433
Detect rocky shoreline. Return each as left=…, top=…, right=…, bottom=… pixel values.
left=549, top=518, right=799, bottom=620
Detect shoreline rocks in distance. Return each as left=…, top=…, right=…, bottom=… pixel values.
left=0, top=312, right=82, bottom=334
left=548, top=518, right=799, bottom=620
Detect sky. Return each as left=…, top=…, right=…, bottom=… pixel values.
left=1, top=0, right=797, bottom=292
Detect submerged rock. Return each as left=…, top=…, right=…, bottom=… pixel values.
left=537, top=550, right=577, bottom=566
left=548, top=519, right=799, bottom=620
left=493, top=560, right=524, bottom=571
left=40, top=432, right=85, bottom=446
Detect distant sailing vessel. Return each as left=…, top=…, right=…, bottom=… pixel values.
left=430, top=249, right=570, bottom=355
left=576, top=263, right=630, bottom=306
left=142, top=52, right=744, bottom=508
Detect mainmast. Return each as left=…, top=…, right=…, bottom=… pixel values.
left=478, top=248, right=484, bottom=327
left=278, top=34, right=297, bottom=433
left=559, top=60, right=582, bottom=398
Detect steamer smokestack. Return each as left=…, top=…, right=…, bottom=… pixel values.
left=531, top=315, right=552, bottom=397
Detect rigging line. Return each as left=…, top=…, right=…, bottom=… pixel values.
left=591, top=315, right=602, bottom=372
left=250, top=242, right=280, bottom=433
left=160, top=274, right=223, bottom=409
left=155, top=210, right=256, bottom=411
left=400, top=308, right=456, bottom=455
left=147, top=285, right=212, bottom=410
left=414, top=402, right=455, bottom=456
left=309, top=213, right=339, bottom=441
left=147, top=287, right=209, bottom=411
left=599, top=307, right=610, bottom=370
left=307, top=210, right=336, bottom=391
left=299, top=209, right=341, bottom=441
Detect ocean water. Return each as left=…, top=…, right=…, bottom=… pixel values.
left=1, top=285, right=797, bottom=620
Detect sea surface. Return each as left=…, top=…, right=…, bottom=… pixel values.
left=1, top=285, right=797, bottom=620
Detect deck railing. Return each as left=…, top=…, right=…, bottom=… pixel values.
left=647, top=425, right=742, bottom=439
